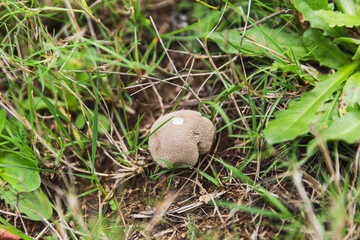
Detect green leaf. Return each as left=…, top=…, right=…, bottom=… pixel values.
left=75, top=112, right=110, bottom=134
left=351, top=46, right=360, bottom=60
left=315, top=10, right=360, bottom=27
left=339, top=71, right=360, bottom=116
left=334, top=37, right=360, bottom=60
left=75, top=114, right=86, bottom=129
left=263, top=61, right=360, bottom=144
left=209, top=26, right=309, bottom=60
left=24, top=97, right=66, bottom=111
left=303, top=28, right=350, bottom=69
left=334, top=0, right=357, bottom=16
left=97, top=113, right=110, bottom=134
left=0, top=181, right=53, bottom=221
left=293, top=0, right=346, bottom=37
left=297, top=0, right=328, bottom=10
left=321, top=111, right=360, bottom=143
left=334, top=37, right=360, bottom=45
left=0, top=154, right=40, bottom=192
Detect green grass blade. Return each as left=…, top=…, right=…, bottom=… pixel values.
left=216, top=157, right=293, bottom=218
left=215, top=200, right=289, bottom=219
left=0, top=217, right=32, bottom=240
left=192, top=167, right=220, bottom=187
left=91, top=71, right=99, bottom=173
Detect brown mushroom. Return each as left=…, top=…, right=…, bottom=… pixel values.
left=148, top=110, right=215, bottom=168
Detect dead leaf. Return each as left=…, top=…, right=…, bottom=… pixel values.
left=0, top=227, right=21, bottom=240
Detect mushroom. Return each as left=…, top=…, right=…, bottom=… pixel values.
left=148, top=110, right=215, bottom=168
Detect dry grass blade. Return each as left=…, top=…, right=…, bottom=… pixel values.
left=142, top=190, right=179, bottom=238
left=293, top=170, right=324, bottom=240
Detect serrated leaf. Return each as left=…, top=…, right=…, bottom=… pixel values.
left=209, top=25, right=309, bottom=60
left=263, top=61, right=360, bottom=144
left=315, top=10, right=360, bottom=27
left=339, top=71, right=360, bottom=116
left=334, top=37, right=360, bottom=45
left=0, top=154, right=40, bottom=192
left=303, top=28, right=350, bottom=69
left=0, top=180, right=52, bottom=221
left=293, top=0, right=347, bottom=38
left=321, top=111, right=360, bottom=143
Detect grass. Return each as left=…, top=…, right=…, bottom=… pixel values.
left=1, top=0, right=360, bottom=239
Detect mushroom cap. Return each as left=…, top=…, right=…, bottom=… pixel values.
left=148, top=110, right=215, bottom=168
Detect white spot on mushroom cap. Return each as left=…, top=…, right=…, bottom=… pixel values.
left=172, top=117, right=184, bottom=125
left=148, top=110, right=215, bottom=168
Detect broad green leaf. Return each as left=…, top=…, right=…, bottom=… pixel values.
left=75, top=112, right=110, bottom=134
left=334, top=37, right=360, bottom=60
left=321, top=111, right=360, bottom=143
left=303, top=28, right=350, bottom=69
left=75, top=114, right=86, bottom=129
left=0, top=180, right=53, bottom=221
left=263, top=61, right=360, bottom=144
left=293, top=0, right=346, bottom=38
left=0, top=154, right=40, bottom=192
left=97, top=113, right=110, bottom=134
left=315, top=10, right=360, bottom=27
left=297, top=0, right=328, bottom=10
left=24, top=97, right=66, bottom=111
left=353, top=46, right=360, bottom=60
left=334, top=37, right=360, bottom=45
left=339, top=71, right=360, bottom=116
left=209, top=25, right=309, bottom=60
left=334, top=0, right=357, bottom=16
